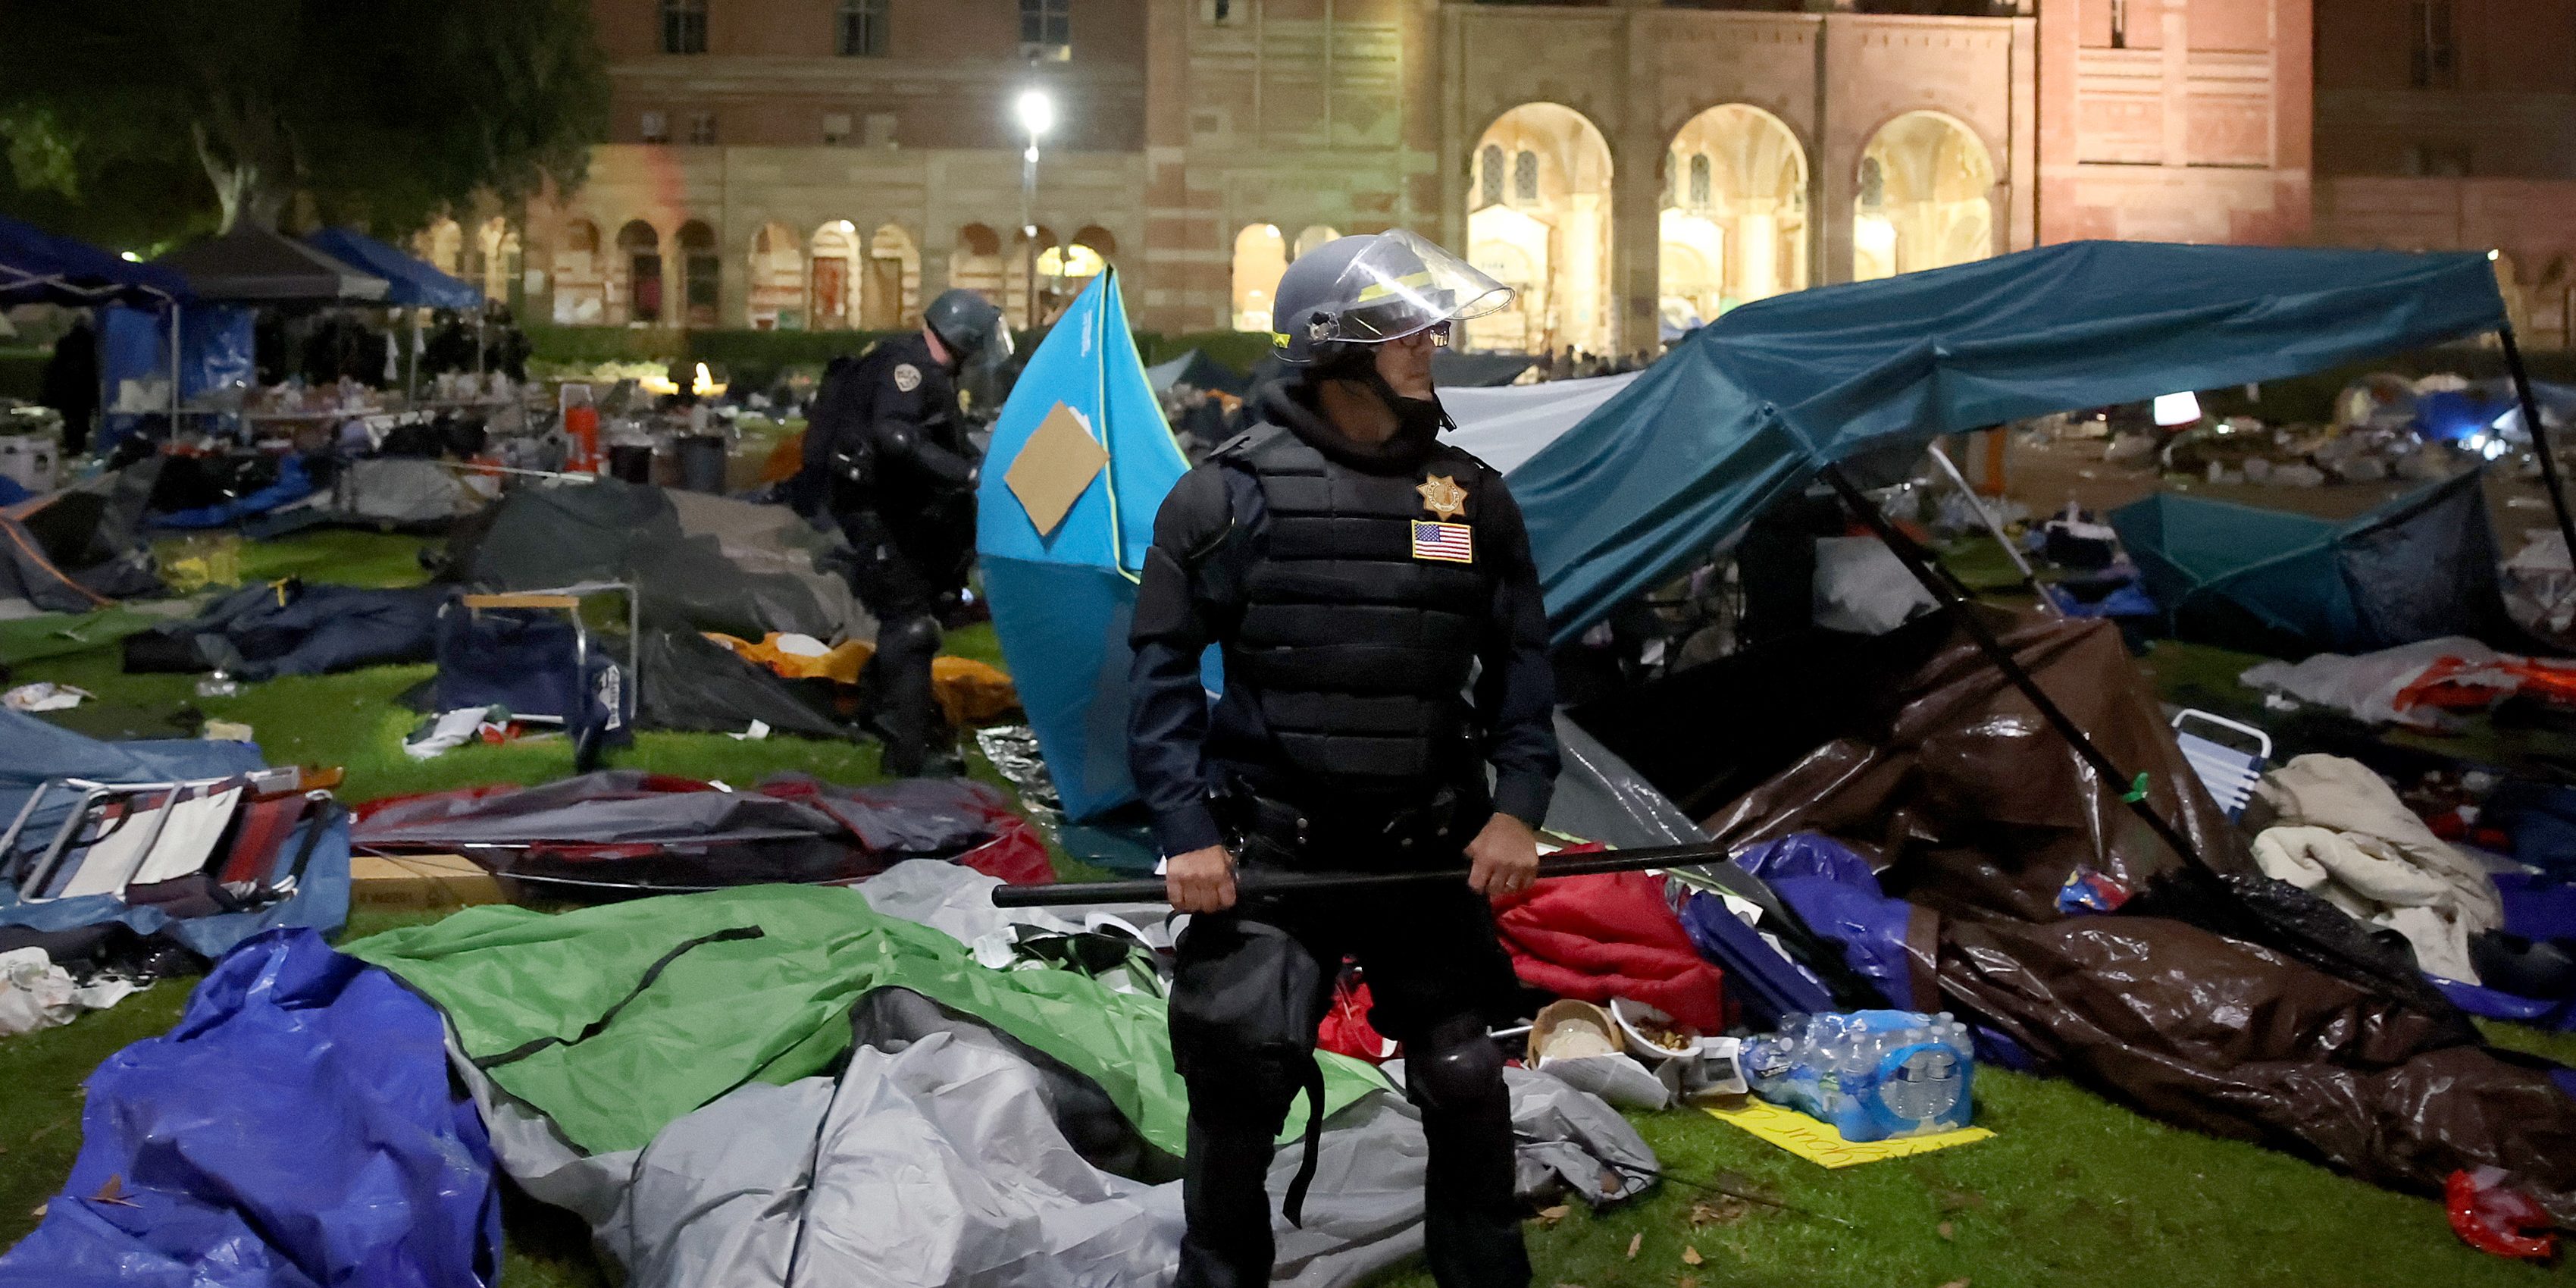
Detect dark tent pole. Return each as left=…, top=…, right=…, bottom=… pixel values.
left=1820, top=462, right=2205, bottom=869
left=2498, top=323, right=2576, bottom=567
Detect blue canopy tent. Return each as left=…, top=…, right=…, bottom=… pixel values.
left=0, top=215, right=190, bottom=307
left=977, top=269, right=1200, bottom=826
left=304, top=227, right=480, bottom=310
left=1511, top=242, right=2523, bottom=645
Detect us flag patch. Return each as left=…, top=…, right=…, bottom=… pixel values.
left=1411, top=521, right=1474, bottom=564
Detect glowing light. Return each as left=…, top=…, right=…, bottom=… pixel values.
left=2467, top=433, right=2489, bottom=453
left=1015, top=88, right=1056, bottom=139
left=119, top=251, right=141, bottom=262
left=693, top=362, right=712, bottom=396
left=2152, top=391, right=2202, bottom=427
left=2484, top=437, right=2509, bottom=460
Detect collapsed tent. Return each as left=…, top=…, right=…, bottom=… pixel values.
left=1513, top=242, right=2512, bottom=641
left=448, top=478, right=868, bottom=642
left=0, top=462, right=164, bottom=614
left=122, top=580, right=443, bottom=680
left=351, top=772, right=1051, bottom=893
left=977, top=269, right=1194, bottom=820
left=2111, top=469, right=2523, bottom=655
left=1576, top=612, right=2576, bottom=1222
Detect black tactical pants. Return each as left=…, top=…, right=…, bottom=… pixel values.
left=1168, top=867, right=1529, bottom=1288
left=834, top=507, right=947, bottom=776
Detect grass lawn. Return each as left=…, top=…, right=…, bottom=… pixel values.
left=1, top=529, right=2571, bottom=1286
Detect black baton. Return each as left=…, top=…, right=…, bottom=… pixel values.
left=989, top=839, right=1738, bottom=907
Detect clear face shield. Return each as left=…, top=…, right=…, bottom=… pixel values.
left=1311, top=230, right=1514, bottom=348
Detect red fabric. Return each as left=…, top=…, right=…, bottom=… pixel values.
left=1316, top=978, right=1394, bottom=1063
left=1491, top=868, right=1725, bottom=1033
left=954, top=809, right=1054, bottom=886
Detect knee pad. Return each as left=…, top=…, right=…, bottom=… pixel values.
left=878, top=614, right=941, bottom=663
left=1405, top=1014, right=1506, bottom=1115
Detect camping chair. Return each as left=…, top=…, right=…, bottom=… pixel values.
left=2, top=769, right=329, bottom=908
left=434, top=583, right=638, bottom=772
left=2171, top=709, right=2271, bottom=821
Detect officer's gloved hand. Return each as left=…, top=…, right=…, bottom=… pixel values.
left=1166, top=845, right=1237, bottom=913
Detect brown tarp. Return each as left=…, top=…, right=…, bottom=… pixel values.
left=1650, top=611, right=2576, bottom=1225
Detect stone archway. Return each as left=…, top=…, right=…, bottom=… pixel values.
left=614, top=219, right=662, bottom=326
left=811, top=221, right=862, bottom=330
left=1232, top=223, right=1288, bottom=333
left=747, top=222, right=805, bottom=330
left=552, top=218, right=605, bottom=324
left=1854, top=111, right=1995, bottom=283
left=1660, top=105, right=1808, bottom=331
left=1466, top=103, right=1614, bottom=356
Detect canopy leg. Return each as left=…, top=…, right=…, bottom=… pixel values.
left=2500, top=324, right=2576, bottom=570
left=1928, top=440, right=2060, bottom=616
left=1820, top=462, right=2204, bottom=870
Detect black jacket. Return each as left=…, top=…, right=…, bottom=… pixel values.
left=790, top=331, right=979, bottom=529
left=1127, top=381, right=1560, bottom=856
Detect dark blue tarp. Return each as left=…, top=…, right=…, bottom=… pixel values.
left=0, top=929, right=499, bottom=1288
left=0, top=215, right=190, bottom=307
left=148, top=455, right=319, bottom=529
left=1510, top=242, right=2510, bottom=641
left=305, top=227, right=480, bottom=311
left=96, top=301, right=257, bottom=453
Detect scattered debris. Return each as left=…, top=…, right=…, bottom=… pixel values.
left=1937, top=1221, right=1956, bottom=1241
left=89, top=1174, right=140, bottom=1208
left=1536, top=1205, right=1570, bottom=1228
left=1680, top=1246, right=1703, bottom=1266
left=1689, top=1197, right=1751, bottom=1227
left=1626, top=1233, right=1642, bottom=1260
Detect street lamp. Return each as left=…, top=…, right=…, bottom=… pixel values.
left=1016, top=86, right=1056, bottom=329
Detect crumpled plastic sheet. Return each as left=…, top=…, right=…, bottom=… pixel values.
left=0, top=929, right=499, bottom=1288
left=1938, top=914, right=2576, bottom=1227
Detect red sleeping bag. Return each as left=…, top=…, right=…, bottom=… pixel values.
left=1492, top=869, right=1726, bottom=1033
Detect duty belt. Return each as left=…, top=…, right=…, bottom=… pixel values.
left=1220, top=781, right=1479, bottom=868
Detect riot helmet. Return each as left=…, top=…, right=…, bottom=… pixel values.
left=1269, top=230, right=1512, bottom=367
left=924, top=288, right=1012, bottom=365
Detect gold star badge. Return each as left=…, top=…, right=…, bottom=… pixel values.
left=1416, top=474, right=1468, bottom=522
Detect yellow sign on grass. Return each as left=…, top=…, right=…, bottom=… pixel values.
left=1702, top=1097, right=1992, bottom=1169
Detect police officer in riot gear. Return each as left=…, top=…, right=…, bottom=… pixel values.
left=793, top=287, right=1010, bottom=776
left=1128, top=230, right=1559, bottom=1288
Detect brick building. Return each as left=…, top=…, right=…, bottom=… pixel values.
left=430, top=1, right=2544, bottom=352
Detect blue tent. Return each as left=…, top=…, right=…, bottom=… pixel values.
left=1510, top=241, right=2510, bottom=642
left=0, top=215, right=190, bottom=307
left=977, top=269, right=1200, bottom=821
left=306, top=226, right=481, bottom=310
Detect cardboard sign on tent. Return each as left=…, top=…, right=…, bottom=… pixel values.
left=977, top=268, right=1200, bottom=822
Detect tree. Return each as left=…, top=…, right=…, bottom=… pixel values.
left=0, top=0, right=609, bottom=243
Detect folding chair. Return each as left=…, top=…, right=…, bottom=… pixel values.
left=2171, top=709, right=2271, bottom=821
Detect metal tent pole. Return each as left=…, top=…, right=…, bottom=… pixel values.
left=1928, top=440, right=2060, bottom=616
left=167, top=302, right=182, bottom=434
left=2499, top=323, right=2576, bottom=567
left=1820, top=461, right=2203, bottom=869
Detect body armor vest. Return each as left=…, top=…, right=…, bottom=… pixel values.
left=1218, top=425, right=1498, bottom=787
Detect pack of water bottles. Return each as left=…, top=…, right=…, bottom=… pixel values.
left=1739, top=1009, right=1976, bottom=1143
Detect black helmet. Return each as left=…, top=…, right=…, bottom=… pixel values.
left=924, top=288, right=1011, bottom=363
left=1269, top=230, right=1512, bottom=367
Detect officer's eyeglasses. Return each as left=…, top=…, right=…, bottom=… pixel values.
left=1425, top=321, right=1453, bottom=347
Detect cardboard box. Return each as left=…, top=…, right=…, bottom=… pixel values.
left=349, top=853, right=505, bottom=911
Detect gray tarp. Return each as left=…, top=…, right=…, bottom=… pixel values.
left=1544, top=712, right=1710, bottom=850
left=452, top=860, right=1657, bottom=1288
left=333, top=458, right=483, bottom=526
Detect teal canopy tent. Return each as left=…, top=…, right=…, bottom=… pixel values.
left=976, top=269, right=1203, bottom=821
left=305, top=227, right=481, bottom=311
left=1510, top=241, right=2514, bottom=644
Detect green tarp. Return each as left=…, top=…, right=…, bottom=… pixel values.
left=349, top=884, right=1385, bottom=1156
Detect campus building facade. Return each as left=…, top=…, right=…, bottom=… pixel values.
left=414, top=2, right=2558, bottom=353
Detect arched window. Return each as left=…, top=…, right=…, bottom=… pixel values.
left=678, top=220, right=719, bottom=328
left=1479, top=144, right=1505, bottom=208
left=1858, top=156, right=1886, bottom=209
left=1232, top=224, right=1288, bottom=332
left=617, top=220, right=662, bottom=324
left=1291, top=225, right=1338, bottom=259
left=1688, top=155, right=1711, bottom=208
left=1513, top=150, right=1538, bottom=204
